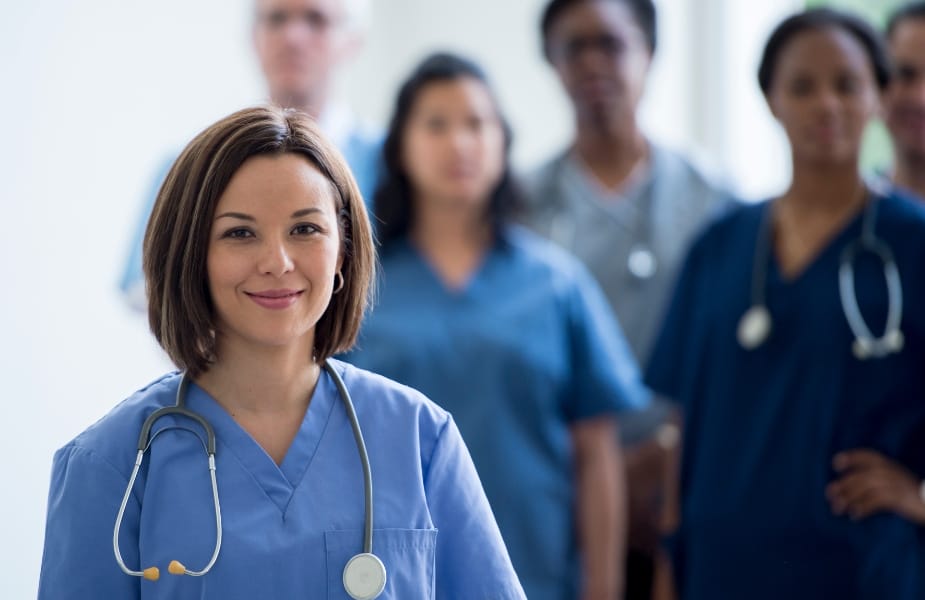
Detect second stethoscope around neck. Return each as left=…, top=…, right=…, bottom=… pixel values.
left=737, top=192, right=904, bottom=360
left=549, top=153, right=659, bottom=281
left=112, top=359, right=388, bottom=600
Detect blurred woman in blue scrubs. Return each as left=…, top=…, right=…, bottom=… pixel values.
left=346, top=53, right=648, bottom=600
left=38, top=106, right=525, bottom=599
left=647, top=9, right=925, bottom=600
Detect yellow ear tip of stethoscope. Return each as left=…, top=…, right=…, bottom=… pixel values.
left=142, top=567, right=160, bottom=581
left=168, top=560, right=187, bottom=575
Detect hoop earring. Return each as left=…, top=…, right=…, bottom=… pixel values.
left=333, top=271, right=345, bottom=294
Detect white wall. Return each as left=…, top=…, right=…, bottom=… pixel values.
left=0, top=0, right=798, bottom=596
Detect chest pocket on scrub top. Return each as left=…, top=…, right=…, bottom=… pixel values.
left=324, top=529, right=437, bottom=599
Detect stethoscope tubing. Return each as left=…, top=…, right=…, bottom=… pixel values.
left=113, top=359, right=373, bottom=580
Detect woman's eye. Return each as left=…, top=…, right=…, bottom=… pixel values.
left=292, top=223, right=319, bottom=236
left=223, top=228, right=254, bottom=239
left=425, top=117, right=448, bottom=133
left=836, top=76, right=859, bottom=95
left=790, top=78, right=813, bottom=96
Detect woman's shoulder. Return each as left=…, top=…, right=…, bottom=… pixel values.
left=500, top=224, right=593, bottom=281
left=331, top=360, right=451, bottom=434
left=58, top=372, right=183, bottom=475
left=683, top=200, right=766, bottom=261
left=879, top=187, right=925, bottom=229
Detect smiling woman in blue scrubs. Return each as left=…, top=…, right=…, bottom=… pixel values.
left=345, top=53, right=649, bottom=600
left=38, top=106, right=525, bottom=599
left=647, top=9, right=925, bottom=600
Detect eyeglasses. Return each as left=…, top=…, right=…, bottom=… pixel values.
left=256, top=8, right=344, bottom=34
left=549, top=34, right=638, bottom=63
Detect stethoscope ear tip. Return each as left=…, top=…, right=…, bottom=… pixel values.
left=852, top=329, right=904, bottom=360
left=852, top=338, right=871, bottom=360
left=168, top=560, right=187, bottom=576
left=886, top=329, right=905, bottom=352
left=142, top=567, right=160, bottom=581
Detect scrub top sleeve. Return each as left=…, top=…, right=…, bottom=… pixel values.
left=39, top=445, right=140, bottom=600
left=565, top=265, right=649, bottom=421
left=644, top=236, right=705, bottom=403
left=424, top=416, right=527, bottom=599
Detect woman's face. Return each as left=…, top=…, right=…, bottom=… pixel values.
left=545, top=0, right=651, bottom=125
left=207, top=153, right=342, bottom=353
left=766, top=26, right=879, bottom=167
left=401, top=76, right=506, bottom=210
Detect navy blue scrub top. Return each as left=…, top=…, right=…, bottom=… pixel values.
left=646, top=191, right=925, bottom=599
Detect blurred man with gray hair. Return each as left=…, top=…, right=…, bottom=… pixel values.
left=120, top=0, right=381, bottom=309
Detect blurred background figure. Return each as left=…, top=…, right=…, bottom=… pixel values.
left=518, top=1, right=734, bottom=596
left=882, top=1, right=925, bottom=199
left=346, top=52, right=649, bottom=600
left=118, top=0, right=381, bottom=311
left=647, top=8, right=925, bottom=599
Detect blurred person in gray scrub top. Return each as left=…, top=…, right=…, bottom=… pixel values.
left=519, top=1, right=736, bottom=597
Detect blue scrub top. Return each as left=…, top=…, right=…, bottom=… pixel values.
left=346, top=226, right=649, bottom=600
left=39, top=360, right=525, bottom=599
left=646, top=192, right=925, bottom=599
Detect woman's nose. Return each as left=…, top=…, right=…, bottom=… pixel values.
left=257, top=239, right=295, bottom=277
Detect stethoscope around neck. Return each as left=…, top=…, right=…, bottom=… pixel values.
left=737, top=193, right=904, bottom=359
left=112, top=359, right=387, bottom=600
left=549, top=155, right=659, bottom=281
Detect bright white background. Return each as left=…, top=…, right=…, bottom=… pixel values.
left=0, top=0, right=799, bottom=596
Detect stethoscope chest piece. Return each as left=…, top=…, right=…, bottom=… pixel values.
left=343, top=552, right=387, bottom=600
left=628, top=245, right=658, bottom=280
left=737, top=305, right=772, bottom=350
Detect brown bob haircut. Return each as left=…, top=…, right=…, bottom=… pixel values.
left=143, top=105, right=375, bottom=376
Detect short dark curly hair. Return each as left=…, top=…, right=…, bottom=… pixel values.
left=540, top=0, right=657, bottom=59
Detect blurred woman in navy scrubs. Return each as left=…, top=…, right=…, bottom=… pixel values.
left=647, top=8, right=925, bottom=599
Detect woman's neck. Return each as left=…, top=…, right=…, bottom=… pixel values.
left=196, top=335, right=320, bottom=416
left=771, top=163, right=867, bottom=278
left=573, top=118, right=648, bottom=192
left=409, top=198, right=493, bottom=289
left=783, top=163, right=867, bottom=214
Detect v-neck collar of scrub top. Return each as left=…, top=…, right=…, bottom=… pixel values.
left=172, top=368, right=339, bottom=515
left=398, top=228, right=514, bottom=300
left=555, top=144, right=658, bottom=230
left=762, top=199, right=867, bottom=290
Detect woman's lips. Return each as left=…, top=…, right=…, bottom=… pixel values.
left=245, top=289, right=303, bottom=310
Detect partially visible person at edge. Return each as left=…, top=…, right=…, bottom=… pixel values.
left=882, top=1, right=925, bottom=200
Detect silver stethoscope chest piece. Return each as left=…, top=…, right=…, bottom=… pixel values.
left=628, top=245, right=658, bottom=280
left=737, top=305, right=772, bottom=349
left=343, top=553, right=387, bottom=600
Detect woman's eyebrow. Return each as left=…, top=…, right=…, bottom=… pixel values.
left=214, top=211, right=254, bottom=222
